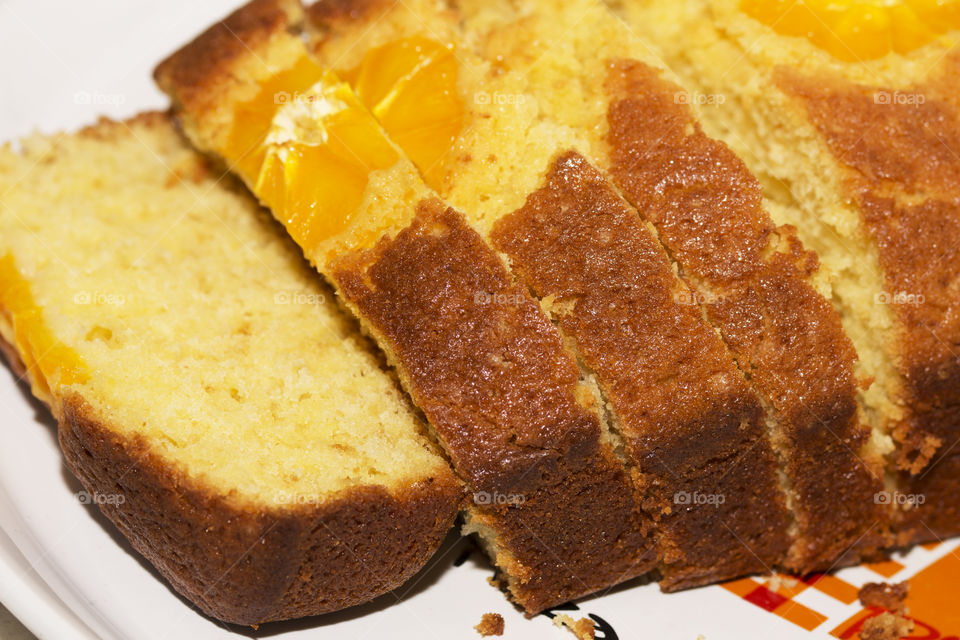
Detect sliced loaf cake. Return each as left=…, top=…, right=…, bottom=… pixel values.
left=155, top=0, right=654, bottom=614
left=617, top=0, right=960, bottom=545
left=304, top=0, right=889, bottom=577
left=306, top=0, right=794, bottom=589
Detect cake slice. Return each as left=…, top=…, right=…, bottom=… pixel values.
left=306, top=0, right=795, bottom=589
left=0, top=113, right=462, bottom=624
left=304, top=0, right=888, bottom=577
left=155, top=0, right=653, bottom=614
left=617, top=0, right=960, bottom=545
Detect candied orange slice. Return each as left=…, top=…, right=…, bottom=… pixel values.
left=224, top=61, right=400, bottom=253
left=0, top=254, right=88, bottom=397
left=741, top=0, right=960, bottom=61
left=341, top=37, right=465, bottom=190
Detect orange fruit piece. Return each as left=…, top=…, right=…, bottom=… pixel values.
left=0, top=254, right=88, bottom=396
left=225, top=64, right=400, bottom=254
left=342, top=37, right=465, bottom=190
left=741, top=0, right=960, bottom=61
left=225, top=56, right=325, bottom=183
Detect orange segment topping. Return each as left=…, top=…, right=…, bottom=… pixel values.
left=223, top=43, right=464, bottom=253
left=0, top=254, right=88, bottom=396
left=341, top=37, right=465, bottom=190
left=225, top=60, right=400, bottom=253
left=225, top=56, right=325, bottom=183
left=741, top=0, right=960, bottom=61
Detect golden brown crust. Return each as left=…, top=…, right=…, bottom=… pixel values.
left=604, top=59, right=888, bottom=571
left=154, top=0, right=303, bottom=149
left=332, top=200, right=654, bottom=612
left=777, top=68, right=960, bottom=543
left=155, top=2, right=653, bottom=613
left=774, top=68, right=960, bottom=199
left=306, top=0, right=390, bottom=30
left=490, top=151, right=791, bottom=586
left=75, top=111, right=172, bottom=141
left=54, top=392, right=462, bottom=625
left=154, top=0, right=299, bottom=101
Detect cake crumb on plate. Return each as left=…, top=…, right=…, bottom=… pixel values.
left=553, top=614, right=595, bottom=640
left=859, top=581, right=909, bottom=614
left=859, top=611, right=913, bottom=640
left=474, top=612, right=504, bottom=637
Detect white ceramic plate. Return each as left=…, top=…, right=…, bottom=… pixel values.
left=1, top=2, right=957, bottom=639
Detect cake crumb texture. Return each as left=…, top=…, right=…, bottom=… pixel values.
left=859, top=581, right=909, bottom=615
left=474, top=612, right=505, bottom=636
left=553, top=614, right=596, bottom=640
left=860, top=611, right=914, bottom=640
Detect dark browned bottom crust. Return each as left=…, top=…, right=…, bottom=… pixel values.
left=604, top=59, right=889, bottom=571
left=491, top=151, right=791, bottom=587
left=777, top=68, right=960, bottom=545
left=332, top=199, right=654, bottom=613
left=0, top=337, right=462, bottom=626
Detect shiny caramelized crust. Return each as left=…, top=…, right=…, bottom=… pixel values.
left=774, top=68, right=960, bottom=199
left=605, top=60, right=888, bottom=569
left=491, top=151, right=791, bottom=586
left=0, top=352, right=461, bottom=626
left=777, top=68, right=960, bottom=542
left=332, top=200, right=654, bottom=612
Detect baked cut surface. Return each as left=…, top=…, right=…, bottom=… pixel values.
left=150, top=0, right=960, bottom=614
left=0, top=113, right=461, bottom=624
